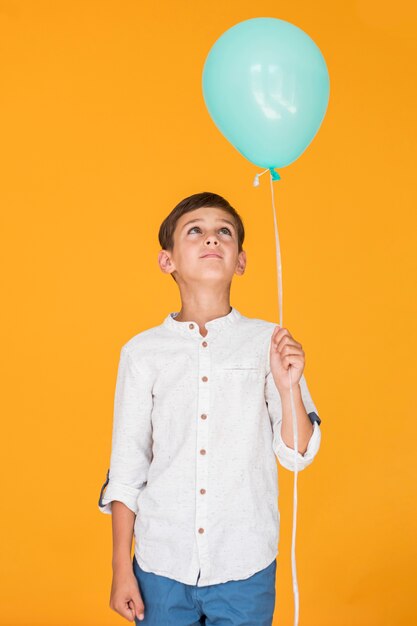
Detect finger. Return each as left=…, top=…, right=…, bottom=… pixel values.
left=273, top=326, right=295, bottom=343
left=280, top=344, right=304, bottom=357
left=126, top=599, right=136, bottom=621
left=271, top=327, right=281, bottom=344
left=271, top=326, right=288, bottom=347
left=282, top=354, right=304, bottom=368
left=130, top=577, right=145, bottom=620
left=276, top=331, right=301, bottom=347
left=115, top=601, right=136, bottom=622
left=132, top=595, right=145, bottom=621
left=272, top=339, right=299, bottom=354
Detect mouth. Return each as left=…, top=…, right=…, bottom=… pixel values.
left=201, top=254, right=222, bottom=259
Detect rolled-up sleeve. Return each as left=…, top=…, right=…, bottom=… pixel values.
left=98, top=345, right=153, bottom=515
left=265, top=359, right=322, bottom=472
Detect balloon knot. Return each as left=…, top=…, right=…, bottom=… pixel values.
left=269, top=168, right=281, bottom=181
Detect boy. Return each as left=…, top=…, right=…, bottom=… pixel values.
left=98, top=191, right=322, bottom=625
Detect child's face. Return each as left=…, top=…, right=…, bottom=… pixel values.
left=159, top=206, right=246, bottom=285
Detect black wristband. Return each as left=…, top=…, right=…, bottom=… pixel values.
left=307, top=411, right=321, bottom=426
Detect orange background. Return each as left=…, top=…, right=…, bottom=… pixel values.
left=1, top=1, right=416, bottom=625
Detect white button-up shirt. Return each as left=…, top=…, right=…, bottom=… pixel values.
left=98, top=306, right=322, bottom=587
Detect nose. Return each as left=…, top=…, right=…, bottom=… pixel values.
left=205, top=233, right=219, bottom=245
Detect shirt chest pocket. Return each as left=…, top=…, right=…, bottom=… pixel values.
left=216, top=359, right=265, bottom=393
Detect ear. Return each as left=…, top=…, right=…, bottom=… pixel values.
left=235, top=250, right=246, bottom=275
left=235, top=250, right=246, bottom=276
left=158, top=249, right=176, bottom=275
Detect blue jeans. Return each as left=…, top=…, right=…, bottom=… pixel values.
left=133, top=554, right=276, bottom=626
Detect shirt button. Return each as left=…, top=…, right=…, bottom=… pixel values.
left=200, top=488, right=206, bottom=494
left=200, top=413, right=207, bottom=420
left=198, top=528, right=205, bottom=534
left=189, top=323, right=194, bottom=329
left=202, top=341, right=208, bottom=347
left=200, top=449, right=206, bottom=455
left=202, top=376, right=208, bottom=382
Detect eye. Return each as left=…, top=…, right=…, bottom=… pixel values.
left=187, top=226, right=232, bottom=235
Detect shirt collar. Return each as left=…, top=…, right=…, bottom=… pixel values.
left=162, top=306, right=242, bottom=339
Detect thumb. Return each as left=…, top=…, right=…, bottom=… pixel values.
left=126, top=599, right=136, bottom=621
left=271, top=326, right=281, bottom=343
left=130, top=592, right=145, bottom=621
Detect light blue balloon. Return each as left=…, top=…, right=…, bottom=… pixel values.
left=202, top=17, right=330, bottom=171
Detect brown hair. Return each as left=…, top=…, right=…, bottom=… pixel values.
left=158, top=191, right=245, bottom=282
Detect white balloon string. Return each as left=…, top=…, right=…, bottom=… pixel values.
left=267, top=169, right=300, bottom=626
left=253, top=168, right=270, bottom=187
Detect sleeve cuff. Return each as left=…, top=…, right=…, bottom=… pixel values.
left=98, top=471, right=141, bottom=515
left=274, top=420, right=321, bottom=472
